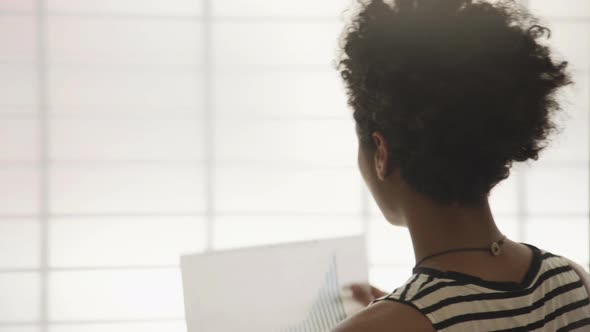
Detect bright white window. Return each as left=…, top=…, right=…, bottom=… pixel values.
left=1, top=0, right=588, bottom=331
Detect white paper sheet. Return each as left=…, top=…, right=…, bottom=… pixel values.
left=180, top=236, right=368, bottom=332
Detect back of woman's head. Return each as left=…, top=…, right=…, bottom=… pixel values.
left=338, top=0, right=571, bottom=206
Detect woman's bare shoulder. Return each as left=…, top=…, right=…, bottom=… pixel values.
left=332, top=300, right=435, bottom=332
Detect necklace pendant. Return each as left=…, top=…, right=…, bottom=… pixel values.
left=490, top=242, right=501, bottom=256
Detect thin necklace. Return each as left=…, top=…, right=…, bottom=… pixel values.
left=414, top=235, right=508, bottom=268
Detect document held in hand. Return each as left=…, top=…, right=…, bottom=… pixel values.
left=180, top=236, right=368, bottom=332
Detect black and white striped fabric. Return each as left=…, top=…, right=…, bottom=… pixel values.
left=371, top=244, right=590, bottom=331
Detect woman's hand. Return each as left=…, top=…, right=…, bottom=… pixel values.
left=347, top=284, right=388, bottom=307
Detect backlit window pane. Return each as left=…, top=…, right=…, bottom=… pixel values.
left=0, top=167, right=39, bottom=214
left=50, top=217, right=207, bottom=267
left=529, top=0, right=590, bottom=18
left=50, top=165, right=206, bottom=214
left=49, top=69, right=203, bottom=109
left=212, top=0, right=349, bottom=17
left=50, top=116, right=204, bottom=161
left=0, top=220, right=39, bottom=268
left=0, top=65, right=37, bottom=109
left=0, top=273, right=39, bottom=322
left=48, top=0, right=202, bottom=16
left=48, top=18, right=203, bottom=66
left=489, top=171, right=520, bottom=216
left=213, top=22, right=342, bottom=67
left=0, top=328, right=39, bottom=332
left=369, top=266, right=413, bottom=294
left=215, top=119, right=355, bottom=167
left=214, top=167, right=362, bottom=214
left=368, top=219, right=414, bottom=266
left=0, top=17, right=36, bottom=61
left=49, top=322, right=186, bottom=332
left=0, top=0, right=35, bottom=11
left=49, top=270, right=184, bottom=320
left=494, top=217, right=521, bottom=242
left=214, top=72, right=349, bottom=118
left=526, top=166, right=589, bottom=216
left=525, top=218, right=589, bottom=265
left=0, top=118, right=38, bottom=161
left=213, top=216, right=362, bottom=250
left=546, top=23, right=590, bottom=71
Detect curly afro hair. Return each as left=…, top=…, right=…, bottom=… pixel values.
left=338, top=0, right=571, bottom=206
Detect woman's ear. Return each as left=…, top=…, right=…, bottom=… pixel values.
left=371, top=132, right=390, bottom=181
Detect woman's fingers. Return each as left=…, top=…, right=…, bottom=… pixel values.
left=370, top=286, right=388, bottom=299
left=350, top=284, right=374, bottom=306
left=347, top=284, right=387, bottom=306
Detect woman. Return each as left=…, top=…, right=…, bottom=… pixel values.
left=334, top=0, right=590, bottom=331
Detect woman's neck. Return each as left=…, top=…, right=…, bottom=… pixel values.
left=398, top=196, right=503, bottom=268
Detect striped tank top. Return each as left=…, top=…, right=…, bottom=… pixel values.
left=371, top=244, right=590, bottom=331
